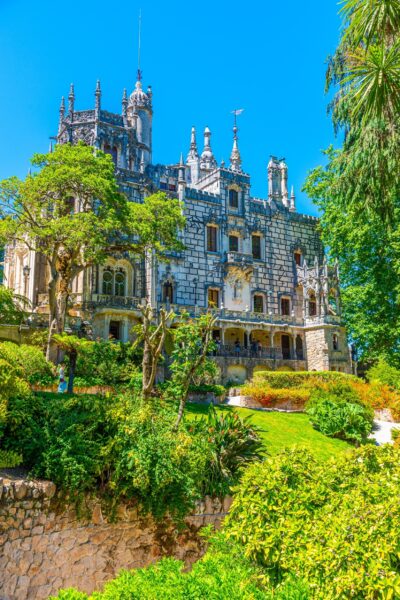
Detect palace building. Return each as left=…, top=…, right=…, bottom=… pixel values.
left=3, top=75, right=353, bottom=382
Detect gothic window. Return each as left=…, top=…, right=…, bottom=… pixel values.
left=333, top=333, right=339, bottom=351
left=294, top=251, right=302, bottom=266
left=163, top=282, right=174, bottom=303
left=252, top=235, right=262, bottom=260
left=253, top=294, right=264, bottom=313
left=281, top=297, right=291, bottom=316
left=229, top=235, right=239, bottom=252
left=207, top=225, right=218, bottom=252
left=309, top=292, right=317, bottom=317
left=229, top=189, right=239, bottom=208
left=114, top=271, right=126, bottom=297
left=104, top=144, right=118, bottom=166
left=208, top=288, right=219, bottom=308
left=102, top=269, right=113, bottom=295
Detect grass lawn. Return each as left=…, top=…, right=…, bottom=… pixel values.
left=185, top=403, right=351, bottom=461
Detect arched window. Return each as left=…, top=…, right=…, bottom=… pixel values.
left=333, top=333, right=339, bottom=351
left=163, top=282, right=174, bottom=303
left=104, top=144, right=118, bottom=167
left=309, top=292, right=317, bottom=317
left=294, top=251, right=302, bottom=266
left=281, top=297, right=291, bottom=316
left=253, top=294, right=264, bottom=313
left=229, top=189, right=239, bottom=208
left=115, top=270, right=126, bottom=297
left=102, top=269, right=113, bottom=295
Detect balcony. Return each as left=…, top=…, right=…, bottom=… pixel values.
left=90, top=294, right=142, bottom=310
left=214, top=345, right=304, bottom=361
left=223, top=251, right=254, bottom=267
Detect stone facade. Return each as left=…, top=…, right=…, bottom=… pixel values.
left=0, top=476, right=230, bottom=600
left=3, top=75, right=353, bottom=378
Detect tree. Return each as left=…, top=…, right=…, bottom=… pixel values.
left=0, top=285, right=27, bottom=325
left=166, top=313, right=217, bottom=430
left=52, top=334, right=91, bottom=394
left=304, top=0, right=400, bottom=364
left=0, top=143, right=185, bottom=361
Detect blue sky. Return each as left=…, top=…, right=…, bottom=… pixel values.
left=0, top=0, right=342, bottom=216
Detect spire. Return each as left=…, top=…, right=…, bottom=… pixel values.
left=289, top=185, right=296, bottom=212
left=59, top=96, right=65, bottom=118
left=122, top=88, right=128, bottom=117
left=186, top=126, right=199, bottom=162
left=68, top=83, right=75, bottom=116
left=200, top=126, right=217, bottom=170
left=178, top=152, right=185, bottom=183
left=230, top=109, right=243, bottom=172
left=137, top=9, right=142, bottom=83
left=48, top=141, right=53, bottom=154
left=95, top=80, right=101, bottom=116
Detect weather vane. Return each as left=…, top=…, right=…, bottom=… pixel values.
left=231, top=108, right=244, bottom=128
left=137, top=9, right=142, bottom=82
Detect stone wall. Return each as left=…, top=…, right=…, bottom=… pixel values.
left=0, top=477, right=231, bottom=600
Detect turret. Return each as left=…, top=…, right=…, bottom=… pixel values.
left=94, top=80, right=101, bottom=118
left=58, top=96, right=65, bottom=136
left=178, top=153, right=186, bottom=201
left=280, top=159, right=289, bottom=207
left=290, top=186, right=296, bottom=212
left=68, top=83, right=75, bottom=118
left=127, top=79, right=153, bottom=166
left=200, top=127, right=217, bottom=171
left=186, top=126, right=200, bottom=183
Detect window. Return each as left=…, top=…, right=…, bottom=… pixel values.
left=296, top=335, right=304, bottom=360
left=207, top=226, right=218, bottom=252
left=252, top=235, right=261, bottom=260
left=102, top=269, right=113, bottom=295
left=229, top=235, right=239, bottom=252
left=253, top=295, right=264, bottom=313
left=294, top=251, right=302, bottom=266
left=114, top=271, right=126, bottom=297
left=333, top=334, right=339, bottom=351
left=163, top=282, right=174, bottom=303
left=208, top=288, right=219, bottom=307
left=160, top=181, right=168, bottom=190
left=229, top=189, right=239, bottom=208
left=104, top=144, right=118, bottom=166
left=309, top=293, right=317, bottom=317
left=168, top=183, right=176, bottom=191
left=281, top=297, right=290, bottom=316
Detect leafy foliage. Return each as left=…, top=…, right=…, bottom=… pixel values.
left=0, top=341, right=53, bottom=384
left=51, top=534, right=309, bottom=600
left=0, top=285, right=26, bottom=325
left=0, top=448, right=22, bottom=468
left=226, top=445, right=400, bottom=599
left=191, top=406, right=264, bottom=496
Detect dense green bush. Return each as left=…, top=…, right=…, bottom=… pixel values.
left=367, top=358, right=400, bottom=391
left=306, top=382, right=374, bottom=443
left=226, top=445, right=400, bottom=599
left=71, top=340, right=141, bottom=387
left=51, top=534, right=309, bottom=599
left=0, top=448, right=22, bottom=468
left=191, top=407, right=264, bottom=496
left=0, top=341, right=53, bottom=384
left=188, top=383, right=226, bottom=397
left=252, top=370, right=357, bottom=389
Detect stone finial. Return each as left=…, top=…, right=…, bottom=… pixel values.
left=122, top=88, right=128, bottom=118
left=289, top=185, right=296, bottom=212
left=68, top=83, right=75, bottom=115
left=230, top=124, right=242, bottom=172
left=48, top=141, right=53, bottom=154
left=59, top=96, right=65, bottom=118
left=178, top=152, right=185, bottom=183
left=95, top=80, right=101, bottom=116
left=187, top=126, right=199, bottom=162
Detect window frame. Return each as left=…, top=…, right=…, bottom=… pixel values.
left=280, top=297, right=291, bottom=316
left=228, top=234, right=239, bottom=252
left=252, top=234, right=262, bottom=260
left=253, top=294, right=264, bottom=314
left=228, top=188, right=239, bottom=209
left=206, top=225, right=218, bottom=253
left=207, top=288, right=220, bottom=308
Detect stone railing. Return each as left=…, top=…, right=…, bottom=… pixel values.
left=90, top=294, right=143, bottom=309
left=0, top=476, right=231, bottom=600
left=215, top=345, right=304, bottom=361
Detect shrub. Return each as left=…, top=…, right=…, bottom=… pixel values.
left=366, top=358, right=400, bottom=390
left=188, top=384, right=225, bottom=397
left=191, top=406, right=264, bottom=496
left=252, top=370, right=357, bottom=388
left=72, top=340, right=140, bottom=387
left=226, top=445, right=400, bottom=599
left=0, top=449, right=22, bottom=468
left=0, top=341, right=53, bottom=385
left=306, top=382, right=374, bottom=444
left=241, top=383, right=310, bottom=408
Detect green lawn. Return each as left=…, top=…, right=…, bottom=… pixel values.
left=185, top=403, right=351, bottom=461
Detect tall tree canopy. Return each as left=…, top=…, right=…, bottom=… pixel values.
left=304, top=0, right=400, bottom=366
left=0, top=142, right=185, bottom=360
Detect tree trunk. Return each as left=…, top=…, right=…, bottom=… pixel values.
left=67, top=351, right=77, bottom=394
left=46, top=247, right=73, bottom=363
